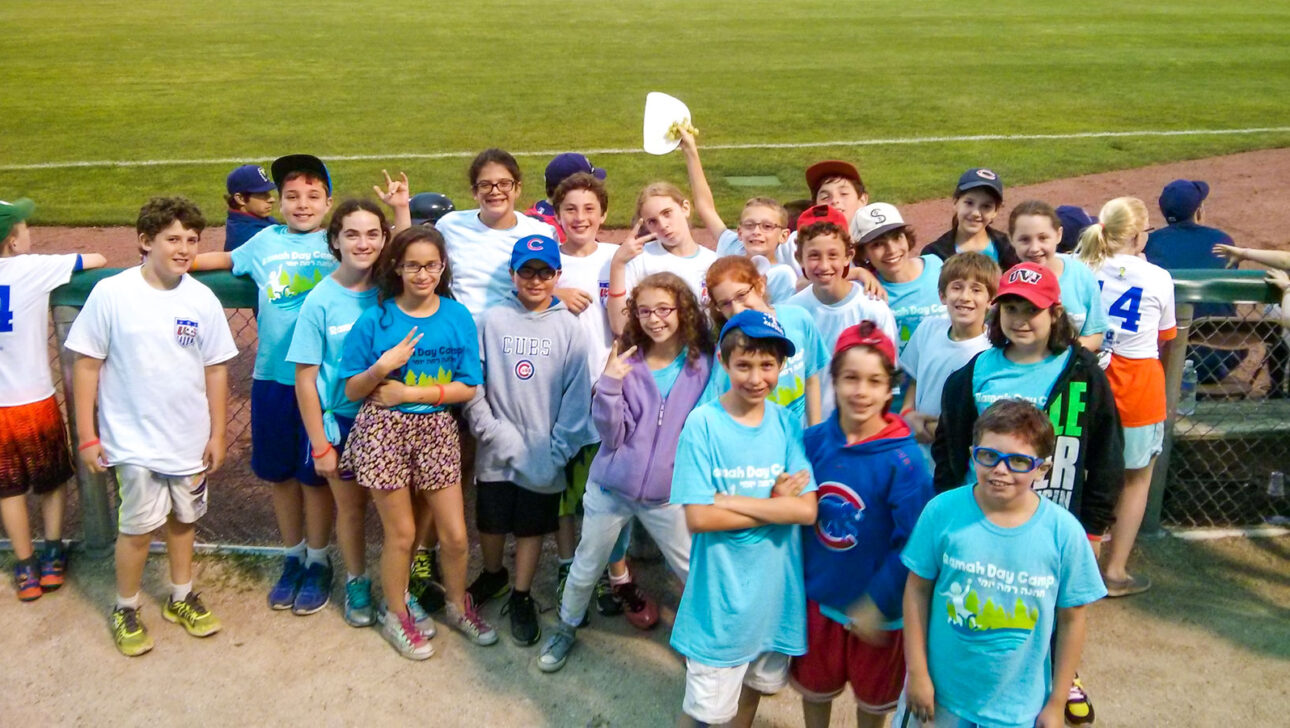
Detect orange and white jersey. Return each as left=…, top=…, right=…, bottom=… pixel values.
left=1095, top=253, right=1177, bottom=359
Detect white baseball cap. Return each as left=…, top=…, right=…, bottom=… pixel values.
left=850, top=202, right=907, bottom=245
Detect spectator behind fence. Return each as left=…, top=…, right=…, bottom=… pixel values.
left=222, top=164, right=279, bottom=252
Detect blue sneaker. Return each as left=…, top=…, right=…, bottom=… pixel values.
left=343, top=576, right=374, bottom=628
left=292, top=557, right=332, bottom=615
left=267, top=555, right=304, bottom=610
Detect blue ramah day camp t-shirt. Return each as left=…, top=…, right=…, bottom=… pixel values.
left=901, top=486, right=1106, bottom=727
left=285, top=276, right=379, bottom=423
left=669, top=400, right=818, bottom=666
left=970, top=347, right=1072, bottom=414
left=704, top=304, right=829, bottom=424
left=230, top=225, right=338, bottom=384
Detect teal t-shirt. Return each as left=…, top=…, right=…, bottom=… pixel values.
left=230, top=225, right=338, bottom=384
left=1057, top=254, right=1109, bottom=338
left=970, top=347, right=1072, bottom=414
left=669, top=400, right=818, bottom=666
left=902, top=486, right=1106, bottom=727
left=285, top=276, right=379, bottom=427
left=649, top=348, right=688, bottom=398
left=704, top=304, right=830, bottom=425
left=338, top=297, right=483, bottom=414
left=880, top=254, right=947, bottom=355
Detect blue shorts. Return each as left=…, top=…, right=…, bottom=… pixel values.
left=1123, top=422, right=1164, bottom=470
left=297, top=414, right=356, bottom=486
left=250, top=379, right=310, bottom=484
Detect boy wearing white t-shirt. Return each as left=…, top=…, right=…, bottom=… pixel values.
left=900, top=253, right=999, bottom=464
left=66, top=198, right=237, bottom=657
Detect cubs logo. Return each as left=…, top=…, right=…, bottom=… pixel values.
left=1008, top=268, right=1042, bottom=285
left=527, top=237, right=545, bottom=251
left=174, top=318, right=199, bottom=347
left=514, top=359, right=535, bottom=380
left=814, top=481, right=866, bottom=551
left=976, top=169, right=997, bottom=180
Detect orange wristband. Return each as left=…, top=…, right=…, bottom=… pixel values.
left=607, top=289, right=627, bottom=298
left=434, top=383, right=445, bottom=407
left=311, top=443, right=334, bottom=459
left=78, top=438, right=100, bottom=452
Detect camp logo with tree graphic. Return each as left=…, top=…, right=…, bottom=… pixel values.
left=940, top=576, right=1039, bottom=648
left=402, top=365, right=456, bottom=388
left=264, top=265, right=325, bottom=304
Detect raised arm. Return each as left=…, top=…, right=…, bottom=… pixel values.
left=679, top=129, right=727, bottom=236
left=1213, top=243, right=1290, bottom=270
left=375, top=170, right=412, bottom=233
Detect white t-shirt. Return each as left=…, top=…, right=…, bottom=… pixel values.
left=0, top=254, right=77, bottom=406
left=64, top=268, right=238, bottom=475
left=624, top=241, right=718, bottom=305
left=901, top=317, right=991, bottom=417
left=715, top=230, right=798, bottom=303
left=559, top=242, right=616, bottom=381
left=1094, top=253, right=1177, bottom=358
left=785, top=282, right=898, bottom=419
left=436, top=209, right=558, bottom=319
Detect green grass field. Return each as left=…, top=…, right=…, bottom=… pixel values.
left=2, top=1, right=1289, bottom=226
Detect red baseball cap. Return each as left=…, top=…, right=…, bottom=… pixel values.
left=805, top=160, right=862, bottom=198
left=796, top=204, right=848, bottom=233
left=833, top=321, right=897, bottom=368
left=995, top=263, right=1061, bottom=308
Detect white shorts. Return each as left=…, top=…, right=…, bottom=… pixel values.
left=682, top=652, right=791, bottom=724
left=113, top=464, right=208, bottom=535
left=1123, top=422, right=1164, bottom=470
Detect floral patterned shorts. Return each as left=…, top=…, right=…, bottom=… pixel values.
left=340, top=401, right=461, bottom=491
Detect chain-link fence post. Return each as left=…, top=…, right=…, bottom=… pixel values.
left=52, top=304, right=115, bottom=558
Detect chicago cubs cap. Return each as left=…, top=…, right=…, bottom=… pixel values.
left=0, top=197, right=35, bottom=241
left=995, top=262, right=1061, bottom=309
left=805, top=160, right=863, bottom=198
left=796, top=204, right=849, bottom=233
left=833, top=320, right=897, bottom=367
left=955, top=168, right=1003, bottom=202
left=1159, top=179, right=1209, bottom=224
left=851, top=202, right=908, bottom=245
left=545, top=153, right=606, bottom=192
left=226, top=164, right=275, bottom=195
left=270, top=154, right=332, bottom=194
left=719, top=309, right=797, bottom=357
left=510, top=234, right=561, bottom=272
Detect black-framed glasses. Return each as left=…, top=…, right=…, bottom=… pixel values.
left=636, top=305, right=677, bottom=320
left=398, top=261, right=445, bottom=275
left=971, top=446, right=1045, bottom=473
left=473, top=179, right=516, bottom=194
left=515, top=266, right=557, bottom=281
left=738, top=221, right=784, bottom=233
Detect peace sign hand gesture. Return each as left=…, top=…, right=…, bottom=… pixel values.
left=602, top=340, right=638, bottom=380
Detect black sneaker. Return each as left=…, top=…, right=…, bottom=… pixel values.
left=502, top=591, right=541, bottom=646
left=594, top=570, right=624, bottom=616
left=466, top=567, right=511, bottom=607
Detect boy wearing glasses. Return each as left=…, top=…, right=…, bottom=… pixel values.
left=465, top=234, right=594, bottom=647
left=897, top=399, right=1105, bottom=728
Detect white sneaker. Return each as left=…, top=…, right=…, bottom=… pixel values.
left=380, top=609, right=434, bottom=660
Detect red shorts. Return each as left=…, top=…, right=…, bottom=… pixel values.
left=0, top=396, right=74, bottom=498
left=790, top=599, right=905, bottom=713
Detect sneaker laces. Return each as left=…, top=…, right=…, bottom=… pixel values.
left=615, top=582, right=648, bottom=613
left=346, top=578, right=371, bottom=608
left=399, top=612, right=429, bottom=647
left=456, top=596, right=492, bottom=635
left=116, top=607, right=142, bottom=633
left=410, top=552, right=432, bottom=581
left=1068, top=679, right=1089, bottom=702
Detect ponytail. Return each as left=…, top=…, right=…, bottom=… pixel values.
left=1076, top=196, right=1149, bottom=270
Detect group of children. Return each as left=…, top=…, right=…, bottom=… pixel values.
left=2, top=139, right=1189, bottom=726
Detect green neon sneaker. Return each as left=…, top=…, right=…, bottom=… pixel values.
left=111, top=606, right=154, bottom=657
left=163, top=592, right=222, bottom=637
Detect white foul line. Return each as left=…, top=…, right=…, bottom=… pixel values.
left=4, top=126, right=1290, bottom=172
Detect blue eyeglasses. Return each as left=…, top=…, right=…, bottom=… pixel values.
left=971, top=446, right=1045, bottom=474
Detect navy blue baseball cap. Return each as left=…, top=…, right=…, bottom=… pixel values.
left=510, top=234, right=561, bottom=272
left=1159, top=179, right=1209, bottom=224
left=955, top=168, right=1003, bottom=202
left=1055, top=205, right=1096, bottom=253
left=270, top=154, right=332, bottom=194
left=719, top=310, right=797, bottom=356
left=545, top=153, right=606, bottom=191
left=226, top=164, right=275, bottom=195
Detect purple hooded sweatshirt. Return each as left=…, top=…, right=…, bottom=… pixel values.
left=588, top=349, right=711, bottom=505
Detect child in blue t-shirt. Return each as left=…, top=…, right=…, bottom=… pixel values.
left=670, top=309, right=819, bottom=727
left=898, top=399, right=1106, bottom=728
left=339, top=225, right=494, bottom=659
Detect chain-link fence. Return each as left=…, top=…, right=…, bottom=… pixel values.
left=1156, top=272, right=1290, bottom=530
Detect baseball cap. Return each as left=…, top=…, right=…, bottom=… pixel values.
left=226, top=164, right=275, bottom=195
left=1055, top=205, right=1095, bottom=253
left=995, top=262, right=1061, bottom=309
left=1159, top=179, right=1209, bottom=224
left=833, top=321, right=897, bottom=367
left=796, top=204, right=848, bottom=233
left=955, top=168, right=1003, bottom=202
left=545, top=153, right=606, bottom=192
left=510, top=234, right=561, bottom=272
left=851, top=202, right=908, bottom=245
left=270, top=154, right=332, bottom=194
left=410, top=192, right=455, bottom=226
left=805, top=160, right=862, bottom=198
left=0, top=197, right=35, bottom=241
left=718, top=309, right=797, bottom=357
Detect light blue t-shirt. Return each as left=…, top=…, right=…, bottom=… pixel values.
left=669, top=400, right=818, bottom=666
left=1056, top=254, right=1109, bottom=338
left=649, top=348, right=688, bottom=398
left=704, top=304, right=830, bottom=425
left=902, top=486, right=1106, bottom=728
left=879, top=254, right=947, bottom=355
left=285, top=276, right=379, bottom=433
left=971, top=347, right=1072, bottom=414
left=715, top=230, right=798, bottom=303
left=230, top=225, right=338, bottom=385
left=338, top=297, right=482, bottom=415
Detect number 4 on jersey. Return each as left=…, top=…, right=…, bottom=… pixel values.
left=0, top=285, right=14, bottom=333
left=1097, top=280, right=1143, bottom=333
